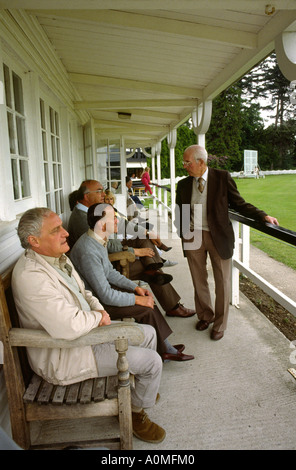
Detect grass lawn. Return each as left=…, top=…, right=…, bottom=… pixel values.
left=142, top=175, right=296, bottom=270
left=234, top=175, right=296, bottom=270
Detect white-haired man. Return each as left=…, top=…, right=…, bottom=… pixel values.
left=176, top=144, right=279, bottom=341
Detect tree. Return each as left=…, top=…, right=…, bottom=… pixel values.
left=206, top=83, right=243, bottom=170
left=160, top=122, right=196, bottom=178
left=241, top=52, right=293, bottom=128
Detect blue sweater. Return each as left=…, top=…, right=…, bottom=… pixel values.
left=70, top=232, right=138, bottom=307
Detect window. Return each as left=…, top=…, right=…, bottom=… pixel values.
left=40, top=98, right=64, bottom=214
left=97, top=138, right=121, bottom=191
left=3, top=63, right=31, bottom=201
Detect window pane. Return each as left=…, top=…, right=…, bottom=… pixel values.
left=46, top=193, right=51, bottom=209
left=11, top=159, right=20, bottom=199
left=55, top=191, right=60, bottom=214
left=16, top=116, right=27, bottom=156
left=7, top=112, right=16, bottom=153
left=50, top=107, right=55, bottom=133
left=20, top=159, right=31, bottom=197
left=44, top=162, right=50, bottom=192
left=12, top=72, right=24, bottom=115
left=55, top=111, right=59, bottom=136
left=53, top=163, right=58, bottom=189
left=41, top=131, right=48, bottom=161
left=3, top=64, right=12, bottom=108
left=51, top=135, right=56, bottom=161
left=59, top=190, right=64, bottom=214
left=58, top=164, right=62, bottom=187
left=40, top=99, right=45, bottom=129
left=56, top=139, right=61, bottom=162
left=111, top=168, right=121, bottom=180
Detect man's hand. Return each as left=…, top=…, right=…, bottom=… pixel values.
left=134, top=247, right=155, bottom=258
left=134, top=286, right=154, bottom=308
left=264, top=215, right=279, bottom=226
left=99, top=310, right=111, bottom=326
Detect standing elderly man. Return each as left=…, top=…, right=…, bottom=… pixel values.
left=12, top=207, right=165, bottom=444
left=176, top=144, right=279, bottom=341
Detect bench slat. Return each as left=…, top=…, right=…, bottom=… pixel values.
left=106, top=376, right=118, bottom=399
left=23, top=374, right=43, bottom=404
left=51, top=385, right=67, bottom=405
left=79, top=379, right=94, bottom=404
left=37, top=381, right=54, bottom=404
left=92, top=377, right=106, bottom=402
left=65, top=382, right=80, bottom=405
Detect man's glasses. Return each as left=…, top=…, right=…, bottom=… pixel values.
left=85, top=189, right=104, bottom=194
left=182, top=161, right=192, bottom=167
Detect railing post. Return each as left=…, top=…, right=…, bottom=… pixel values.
left=241, top=224, right=250, bottom=267
left=163, top=189, right=168, bottom=223
left=167, top=129, right=177, bottom=232
left=231, top=220, right=240, bottom=307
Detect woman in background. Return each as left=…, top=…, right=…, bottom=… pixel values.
left=141, top=167, right=153, bottom=195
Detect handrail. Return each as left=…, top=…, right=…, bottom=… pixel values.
left=151, top=182, right=171, bottom=191
left=229, top=210, right=296, bottom=246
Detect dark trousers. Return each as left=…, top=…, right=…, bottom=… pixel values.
left=103, top=299, right=172, bottom=355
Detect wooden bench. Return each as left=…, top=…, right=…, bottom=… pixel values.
left=0, top=266, right=144, bottom=450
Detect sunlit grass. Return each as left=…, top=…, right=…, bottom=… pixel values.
left=234, top=175, right=296, bottom=270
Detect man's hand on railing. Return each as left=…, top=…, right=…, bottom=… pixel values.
left=264, top=215, right=279, bottom=226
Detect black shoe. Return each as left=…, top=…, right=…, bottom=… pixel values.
left=144, top=263, right=163, bottom=271
left=140, top=271, right=173, bottom=286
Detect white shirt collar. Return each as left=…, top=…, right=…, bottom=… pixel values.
left=76, top=202, right=88, bottom=212
left=195, top=167, right=208, bottom=183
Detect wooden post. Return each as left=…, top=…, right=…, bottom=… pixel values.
left=115, top=337, right=133, bottom=450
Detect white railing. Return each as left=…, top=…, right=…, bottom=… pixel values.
left=230, top=211, right=296, bottom=317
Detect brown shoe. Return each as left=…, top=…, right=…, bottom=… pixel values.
left=161, top=351, right=194, bottom=362
left=211, top=330, right=224, bottom=341
left=166, top=304, right=195, bottom=318
left=132, top=410, right=166, bottom=443
left=196, top=320, right=211, bottom=331
left=173, top=344, right=185, bottom=352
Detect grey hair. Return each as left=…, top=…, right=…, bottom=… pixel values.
left=17, top=207, right=53, bottom=249
left=185, top=145, right=208, bottom=164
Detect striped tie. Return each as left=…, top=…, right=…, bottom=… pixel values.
left=198, top=177, right=204, bottom=193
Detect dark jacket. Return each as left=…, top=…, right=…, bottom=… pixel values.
left=175, top=168, right=267, bottom=259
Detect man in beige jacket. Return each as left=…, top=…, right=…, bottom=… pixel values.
left=12, top=207, right=165, bottom=444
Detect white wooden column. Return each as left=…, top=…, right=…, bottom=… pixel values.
left=192, top=101, right=212, bottom=146
left=167, top=129, right=177, bottom=232
left=156, top=141, right=162, bottom=216
left=275, top=29, right=296, bottom=106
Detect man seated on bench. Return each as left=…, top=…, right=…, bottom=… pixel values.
left=11, top=207, right=165, bottom=444
left=70, top=203, right=194, bottom=362
left=68, top=180, right=194, bottom=318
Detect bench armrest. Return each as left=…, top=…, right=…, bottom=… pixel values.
left=108, top=251, right=135, bottom=263
left=9, top=323, right=144, bottom=349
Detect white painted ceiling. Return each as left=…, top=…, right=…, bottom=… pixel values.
left=1, top=1, right=296, bottom=148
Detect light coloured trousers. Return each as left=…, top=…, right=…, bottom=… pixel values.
left=92, top=323, right=162, bottom=409
left=185, top=230, right=231, bottom=333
